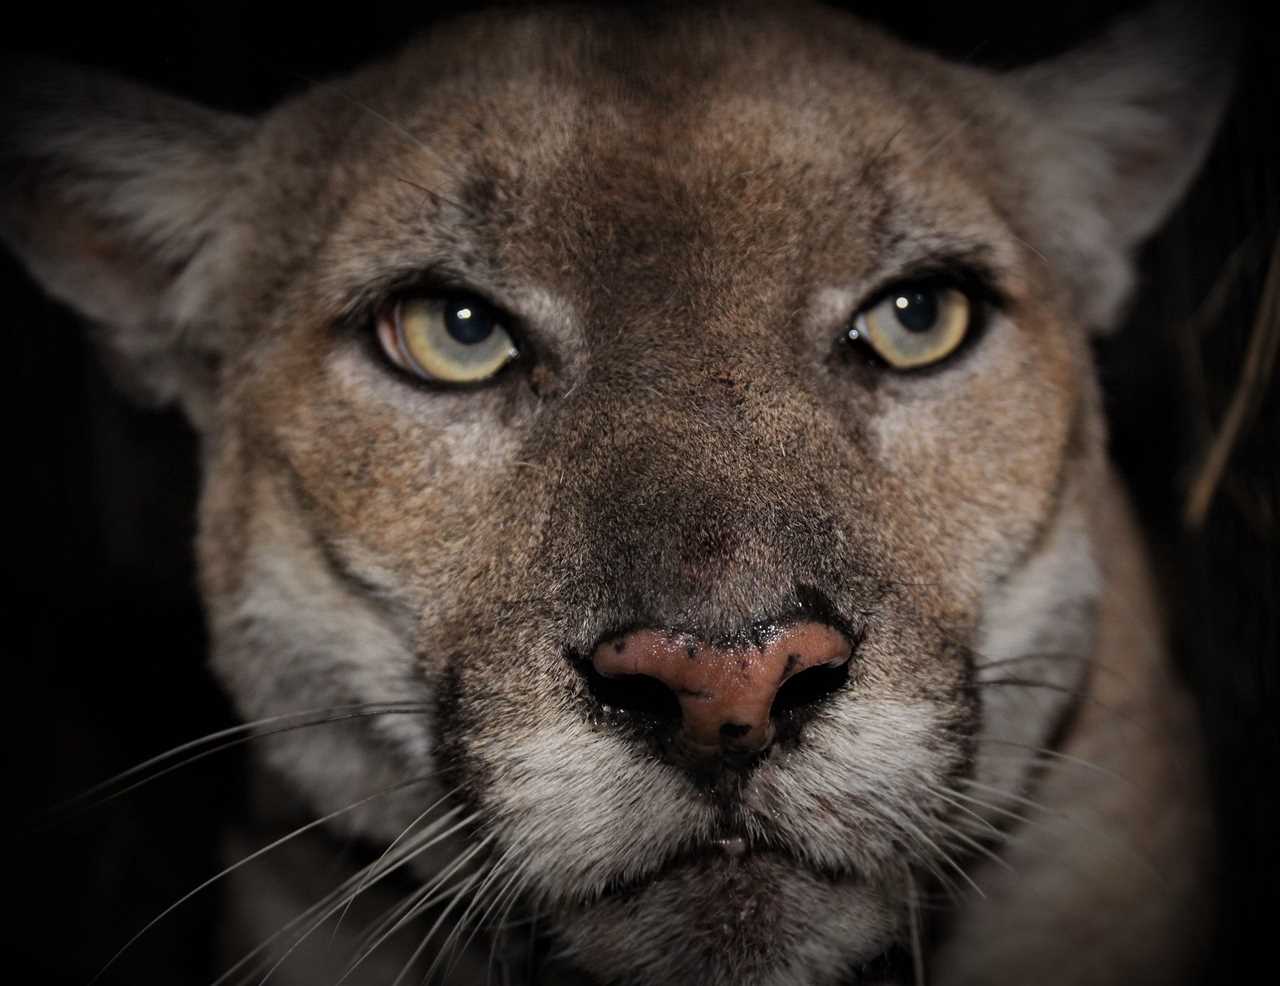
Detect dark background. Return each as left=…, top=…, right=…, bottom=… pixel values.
left=3, top=1, right=1276, bottom=982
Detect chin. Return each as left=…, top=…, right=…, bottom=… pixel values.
left=549, top=852, right=902, bottom=986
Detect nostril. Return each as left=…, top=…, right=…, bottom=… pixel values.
left=771, top=656, right=851, bottom=718
left=580, top=621, right=855, bottom=760
left=575, top=659, right=683, bottom=727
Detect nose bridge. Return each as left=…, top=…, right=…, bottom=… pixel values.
left=580, top=317, right=802, bottom=498
left=578, top=414, right=794, bottom=606
left=547, top=323, right=841, bottom=621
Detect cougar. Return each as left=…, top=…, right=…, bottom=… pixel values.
left=1, top=2, right=1234, bottom=983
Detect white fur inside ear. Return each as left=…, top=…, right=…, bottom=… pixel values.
left=0, top=60, right=253, bottom=423
left=1000, top=3, right=1234, bottom=330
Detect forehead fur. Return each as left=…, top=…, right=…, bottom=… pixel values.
left=240, top=2, right=1034, bottom=339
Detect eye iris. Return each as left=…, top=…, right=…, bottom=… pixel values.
left=892, top=289, right=938, bottom=332
left=444, top=299, right=495, bottom=345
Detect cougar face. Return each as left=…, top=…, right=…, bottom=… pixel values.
left=2, top=3, right=1231, bottom=984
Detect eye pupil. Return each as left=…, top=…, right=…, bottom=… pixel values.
left=892, top=289, right=938, bottom=333
left=444, top=298, right=495, bottom=345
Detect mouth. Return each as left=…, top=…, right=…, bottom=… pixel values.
left=593, top=830, right=866, bottom=905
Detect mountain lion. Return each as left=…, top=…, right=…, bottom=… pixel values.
left=1, top=2, right=1234, bottom=983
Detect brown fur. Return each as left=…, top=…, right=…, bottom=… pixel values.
left=1, top=4, right=1232, bottom=984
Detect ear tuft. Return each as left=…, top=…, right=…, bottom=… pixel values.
left=1, top=58, right=253, bottom=425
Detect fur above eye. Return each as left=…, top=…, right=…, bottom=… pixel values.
left=376, top=294, right=518, bottom=385
left=848, top=282, right=972, bottom=370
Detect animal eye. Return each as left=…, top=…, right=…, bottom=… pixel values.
left=376, top=295, right=518, bottom=385
left=848, top=282, right=971, bottom=370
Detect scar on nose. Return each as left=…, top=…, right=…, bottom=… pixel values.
left=719, top=723, right=752, bottom=739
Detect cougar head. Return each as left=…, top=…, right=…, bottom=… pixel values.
left=1, top=3, right=1230, bottom=983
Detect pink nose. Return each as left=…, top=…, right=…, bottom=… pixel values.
left=590, top=622, right=852, bottom=759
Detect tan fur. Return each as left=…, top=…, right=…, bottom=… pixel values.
left=1, top=4, right=1231, bottom=984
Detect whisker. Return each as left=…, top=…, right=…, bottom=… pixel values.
left=492, top=872, right=542, bottom=984
left=348, top=827, right=490, bottom=959
left=89, top=773, right=433, bottom=985
left=925, top=787, right=1006, bottom=840
left=917, top=787, right=1015, bottom=874
left=485, top=867, right=533, bottom=986
left=345, top=824, right=488, bottom=957
left=975, top=674, right=1161, bottom=740
left=329, top=788, right=461, bottom=946
left=342, top=833, right=496, bottom=984
left=864, top=803, right=963, bottom=904
left=445, top=851, right=535, bottom=983
left=944, top=783, right=1162, bottom=879
left=899, top=806, right=987, bottom=900
left=944, top=782, right=1046, bottom=825
left=246, top=805, right=475, bottom=986
left=975, top=676, right=1077, bottom=694
left=212, top=819, right=448, bottom=986
left=217, top=811, right=463, bottom=986
left=36, top=702, right=430, bottom=830
left=256, top=51, right=474, bottom=209
left=430, top=842, right=524, bottom=982
left=935, top=821, right=1014, bottom=874
left=965, top=644, right=1146, bottom=696
left=386, top=866, right=490, bottom=986
left=328, top=90, right=473, bottom=215
left=858, top=124, right=906, bottom=187
left=975, top=738, right=1130, bottom=785
left=971, top=653, right=1091, bottom=672
left=525, top=911, right=541, bottom=986
left=906, top=866, right=927, bottom=986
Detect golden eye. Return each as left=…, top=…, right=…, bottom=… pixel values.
left=850, top=283, right=971, bottom=370
left=376, top=295, right=518, bottom=384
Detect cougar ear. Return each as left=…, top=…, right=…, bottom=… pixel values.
left=1003, top=3, right=1236, bottom=330
left=1, top=59, right=253, bottom=428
